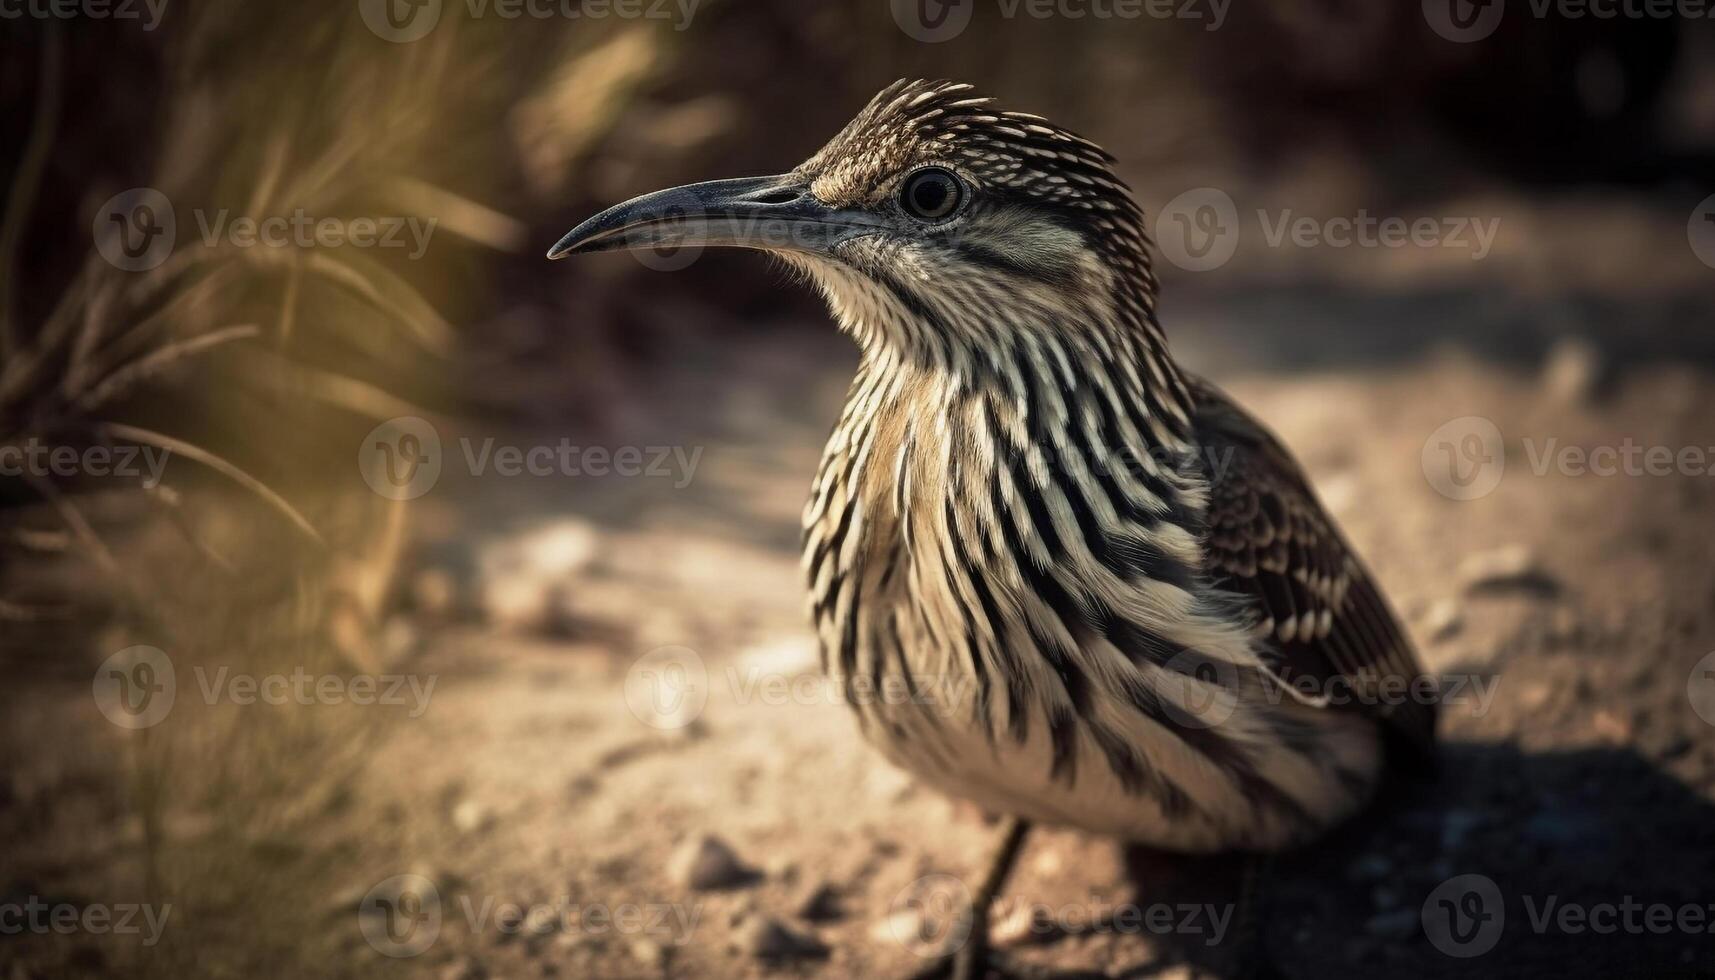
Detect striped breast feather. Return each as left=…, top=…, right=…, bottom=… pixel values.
left=1187, top=375, right=1438, bottom=756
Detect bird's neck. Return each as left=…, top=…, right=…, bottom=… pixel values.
left=813, top=288, right=1207, bottom=560
left=803, top=250, right=1193, bottom=421
left=835, top=288, right=1192, bottom=440
left=805, top=294, right=1215, bottom=677
left=844, top=320, right=1198, bottom=479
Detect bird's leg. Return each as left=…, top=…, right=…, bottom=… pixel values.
left=906, top=818, right=1029, bottom=980
left=952, top=817, right=1032, bottom=980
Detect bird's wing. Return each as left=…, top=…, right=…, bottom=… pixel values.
left=1188, top=377, right=1436, bottom=754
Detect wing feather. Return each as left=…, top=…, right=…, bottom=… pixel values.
left=1190, top=377, right=1436, bottom=754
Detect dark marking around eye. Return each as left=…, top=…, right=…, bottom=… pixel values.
left=900, top=168, right=966, bottom=222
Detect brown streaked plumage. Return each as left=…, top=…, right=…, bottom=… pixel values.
left=550, top=78, right=1436, bottom=980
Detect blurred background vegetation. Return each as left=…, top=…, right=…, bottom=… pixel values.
left=0, top=2, right=1712, bottom=977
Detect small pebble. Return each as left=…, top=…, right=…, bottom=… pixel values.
left=629, top=938, right=669, bottom=973
left=794, top=882, right=843, bottom=922
left=1516, top=681, right=1553, bottom=712
left=1420, top=598, right=1463, bottom=642
left=1658, top=736, right=1693, bottom=761
left=452, top=799, right=493, bottom=834
left=765, top=853, right=799, bottom=883
left=740, top=916, right=829, bottom=961
left=668, top=835, right=759, bottom=891
left=870, top=908, right=926, bottom=946
left=1592, top=709, right=1632, bottom=743
left=1031, top=848, right=1064, bottom=877
left=1459, top=545, right=1557, bottom=596
left=412, top=567, right=462, bottom=619
left=1541, top=336, right=1602, bottom=406
left=440, top=956, right=488, bottom=980
left=1546, top=605, right=1583, bottom=644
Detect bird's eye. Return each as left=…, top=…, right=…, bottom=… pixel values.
left=899, top=168, right=965, bottom=223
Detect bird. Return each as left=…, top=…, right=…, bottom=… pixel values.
left=549, top=79, right=1437, bottom=980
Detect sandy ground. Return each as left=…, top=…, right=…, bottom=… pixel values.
left=4, top=292, right=1715, bottom=979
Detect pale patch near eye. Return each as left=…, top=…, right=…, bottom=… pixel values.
left=973, top=208, right=1088, bottom=278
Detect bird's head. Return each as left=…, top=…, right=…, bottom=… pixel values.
left=549, top=80, right=1162, bottom=364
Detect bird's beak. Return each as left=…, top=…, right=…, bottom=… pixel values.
left=546, top=174, right=882, bottom=260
